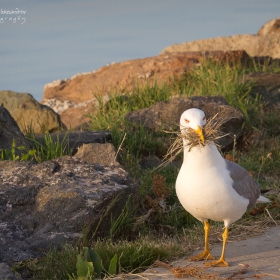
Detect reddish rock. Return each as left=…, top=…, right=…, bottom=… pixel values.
left=43, top=51, right=250, bottom=104
left=59, top=103, right=93, bottom=129
left=42, top=51, right=250, bottom=128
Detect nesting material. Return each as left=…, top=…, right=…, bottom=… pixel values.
left=163, top=114, right=229, bottom=164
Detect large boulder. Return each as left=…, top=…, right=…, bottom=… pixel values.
left=0, top=106, right=31, bottom=157
left=0, top=91, right=66, bottom=134
left=0, top=156, right=137, bottom=263
left=125, top=96, right=246, bottom=149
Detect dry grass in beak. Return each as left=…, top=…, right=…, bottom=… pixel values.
left=162, top=114, right=230, bottom=165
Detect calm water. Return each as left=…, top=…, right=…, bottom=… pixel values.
left=1, top=0, right=280, bottom=101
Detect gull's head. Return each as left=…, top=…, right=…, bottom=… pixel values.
left=180, top=108, right=206, bottom=144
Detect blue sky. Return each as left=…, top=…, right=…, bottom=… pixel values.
left=1, top=0, right=280, bottom=101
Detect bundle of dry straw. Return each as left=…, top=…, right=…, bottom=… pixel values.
left=163, top=114, right=229, bottom=165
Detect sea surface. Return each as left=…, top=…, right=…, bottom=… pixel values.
left=1, top=0, right=280, bottom=101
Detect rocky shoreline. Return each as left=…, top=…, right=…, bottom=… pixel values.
left=0, top=17, right=280, bottom=279
left=41, top=18, right=280, bottom=129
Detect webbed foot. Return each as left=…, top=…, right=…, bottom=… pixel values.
left=187, top=250, right=215, bottom=261
left=204, top=258, right=229, bottom=267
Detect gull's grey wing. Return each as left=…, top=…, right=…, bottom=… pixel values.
left=225, top=159, right=261, bottom=209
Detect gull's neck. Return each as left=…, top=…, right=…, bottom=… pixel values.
left=182, top=140, right=223, bottom=168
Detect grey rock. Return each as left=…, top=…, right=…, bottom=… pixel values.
left=0, top=106, right=31, bottom=156
left=0, top=90, right=66, bottom=134
left=0, top=157, right=137, bottom=263
left=75, top=143, right=120, bottom=166
left=125, top=96, right=246, bottom=149
left=0, top=263, right=22, bottom=280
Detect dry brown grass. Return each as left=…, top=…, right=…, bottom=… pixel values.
left=144, top=174, right=169, bottom=212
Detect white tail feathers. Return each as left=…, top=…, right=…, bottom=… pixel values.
left=256, top=195, right=270, bottom=204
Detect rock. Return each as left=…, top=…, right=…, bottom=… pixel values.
left=41, top=97, right=100, bottom=114
left=0, top=106, right=31, bottom=157
left=125, top=96, right=246, bottom=149
left=0, top=156, right=137, bottom=263
left=74, top=143, right=120, bottom=166
left=59, top=103, right=95, bottom=129
left=42, top=50, right=250, bottom=128
left=0, top=91, right=66, bottom=134
left=257, top=18, right=280, bottom=36
left=35, top=130, right=112, bottom=155
left=42, top=94, right=111, bottom=129
left=243, top=72, right=280, bottom=108
left=43, top=50, right=250, bottom=104
left=140, top=156, right=163, bottom=170
left=44, top=79, right=66, bottom=88
left=0, top=263, right=22, bottom=280
left=160, top=34, right=280, bottom=59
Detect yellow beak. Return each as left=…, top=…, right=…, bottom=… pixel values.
left=194, top=125, right=205, bottom=144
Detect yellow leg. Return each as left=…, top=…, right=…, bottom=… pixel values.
left=204, top=227, right=229, bottom=267
left=187, top=221, right=215, bottom=261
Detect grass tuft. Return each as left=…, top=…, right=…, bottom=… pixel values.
left=26, top=132, right=73, bottom=162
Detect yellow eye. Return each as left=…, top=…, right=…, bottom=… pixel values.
left=184, top=119, right=189, bottom=123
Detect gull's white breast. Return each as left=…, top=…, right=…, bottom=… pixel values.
left=175, top=144, right=249, bottom=227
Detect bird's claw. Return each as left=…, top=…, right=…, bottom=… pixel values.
left=187, top=250, right=215, bottom=261
left=204, top=258, right=229, bottom=267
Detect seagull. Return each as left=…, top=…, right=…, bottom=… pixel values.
left=175, top=108, right=270, bottom=267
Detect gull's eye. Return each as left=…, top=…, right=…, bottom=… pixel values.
left=202, top=116, right=206, bottom=121
left=184, top=118, right=189, bottom=123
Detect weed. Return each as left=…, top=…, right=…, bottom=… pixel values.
left=28, top=237, right=182, bottom=279
left=94, top=237, right=182, bottom=273
left=26, top=131, right=73, bottom=162
left=109, top=195, right=136, bottom=240
left=32, top=245, right=79, bottom=279
left=0, top=139, right=36, bottom=161
left=68, top=247, right=117, bottom=279
left=249, top=57, right=280, bottom=73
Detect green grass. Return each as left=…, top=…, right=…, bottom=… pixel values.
left=30, top=238, right=182, bottom=280
left=27, top=131, right=73, bottom=162
left=0, top=132, right=73, bottom=163
left=9, top=58, right=280, bottom=279
left=95, top=238, right=181, bottom=273
left=249, top=57, right=280, bottom=73
left=0, top=139, right=36, bottom=161
left=27, top=245, right=79, bottom=280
